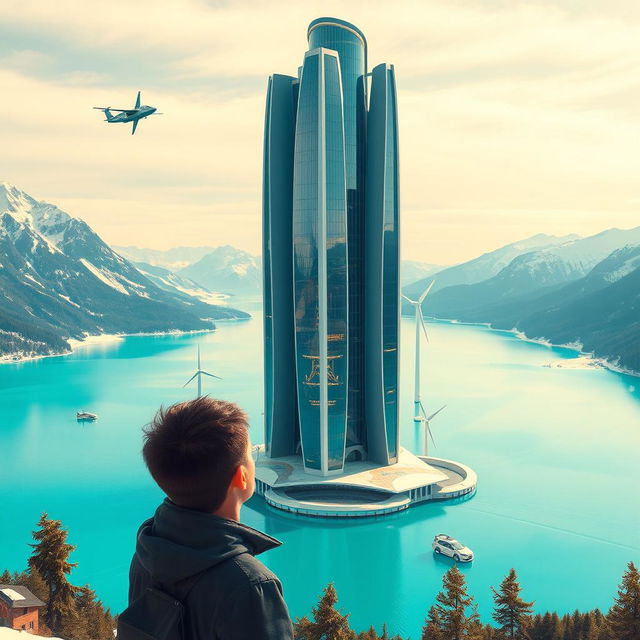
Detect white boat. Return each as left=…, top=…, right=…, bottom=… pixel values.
left=76, top=411, right=97, bottom=421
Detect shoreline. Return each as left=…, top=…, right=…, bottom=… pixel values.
left=0, top=327, right=222, bottom=366
left=424, top=315, right=640, bottom=378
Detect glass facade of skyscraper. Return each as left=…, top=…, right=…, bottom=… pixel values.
left=308, top=19, right=367, bottom=450
left=263, top=18, right=400, bottom=475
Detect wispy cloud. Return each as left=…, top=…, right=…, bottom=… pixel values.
left=0, top=0, right=638, bottom=262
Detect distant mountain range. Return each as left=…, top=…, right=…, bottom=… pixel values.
left=401, top=261, right=444, bottom=287
left=119, top=245, right=442, bottom=296
left=0, top=183, right=249, bottom=361
left=404, top=228, right=640, bottom=374
left=117, top=244, right=262, bottom=295
left=404, top=233, right=581, bottom=299
left=114, top=245, right=217, bottom=272
left=178, top=246, right=262, bottom=296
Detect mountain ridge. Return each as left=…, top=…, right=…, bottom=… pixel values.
left=0, top=183, right=249, bottom=361
left=413, top=240, right=640, bottom=374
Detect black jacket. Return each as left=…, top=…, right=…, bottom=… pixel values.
left=128, top=499, right=294, bottom=639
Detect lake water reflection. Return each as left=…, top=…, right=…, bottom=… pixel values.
left=1, top=299, right=638, bottom=637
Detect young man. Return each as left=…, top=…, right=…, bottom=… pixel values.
left=127, top=396, right=293, bottom=639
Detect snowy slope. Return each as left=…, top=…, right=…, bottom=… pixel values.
left=114, top=245, right=217, bottom=271
left=404, top=232, right=580, bottom=298
left=0, top=183, right=248, bottom=359
left=178, top=245, right=262, bottom=295
left=133, top=261, right=229, bottom=305
left=539, top=227, right=640, bottom=275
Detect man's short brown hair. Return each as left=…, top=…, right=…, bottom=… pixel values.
left=142, top=396, right=249, bottom=512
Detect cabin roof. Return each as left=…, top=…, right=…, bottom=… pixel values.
left=0, top=585, right=45, bottom=608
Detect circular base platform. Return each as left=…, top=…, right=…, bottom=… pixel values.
left=265, top=485, right=411, bottom=517
left=256, top=453, right=477, bottom=518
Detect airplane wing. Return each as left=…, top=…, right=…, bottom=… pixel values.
left=132, top=119, right=139, bottom=135
left=93, top=107, right=136, bottom=113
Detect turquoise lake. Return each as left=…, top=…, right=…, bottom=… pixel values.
left=1, top=299, right=639, bottom=637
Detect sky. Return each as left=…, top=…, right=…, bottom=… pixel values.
left=0, top=0, right=639, bottom=265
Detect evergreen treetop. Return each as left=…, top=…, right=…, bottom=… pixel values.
left=432, top=565, right=480, bottom=640
left=491, top=568, right=534, bottom=639
left=28, top=512, right=80, bottom=636
left=607, top=561, right=640, bottom=640
left=294, top=583, right=356, bottom=640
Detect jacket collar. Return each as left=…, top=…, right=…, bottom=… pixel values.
left=151, top=498, right=282, bottom=556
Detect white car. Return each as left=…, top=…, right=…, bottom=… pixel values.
left=432, top=534, right=474, bottom=562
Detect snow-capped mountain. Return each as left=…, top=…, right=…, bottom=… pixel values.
left=517, top=248, right=640, bottom=373
left=421, top=250, right=582, bottom=318
left=413, top=237, right=640, bottom=373
left=404, top=226, right=640, bottom=313
left=404, top=232, right=580, bottom=299
left=119, top=244, right=440, bottom=295
left=0, top=183, right=248, bottom=360
left=114, top=245, right=217, bottom=271
left=178, top=245, right=261, bottom=295
left=401, top=261, right=445, bottom=287
left=133, top=261, right=229, bottom=306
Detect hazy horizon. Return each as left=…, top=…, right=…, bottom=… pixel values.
left=1, top=0, right=638, bottom=263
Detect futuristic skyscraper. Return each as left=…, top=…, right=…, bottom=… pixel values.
left=263, top=17, right=400, bottom=476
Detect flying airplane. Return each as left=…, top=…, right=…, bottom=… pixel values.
left=93, top=91, right=160, bottom=135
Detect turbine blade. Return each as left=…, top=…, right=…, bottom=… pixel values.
left=402, top=294, right=417, bottom=304
left=419, top=307, right=430, bottom=343
left=419, top=401, right=429, bottom=421
left=426, top=405, right=447, bottom=421
left=427, top=424, right=436, bottom=447
left=419, top=280, right=436, bottom=304
left=200, top=371, right=222, bottom=380
left=183, top=372, right=198, bottom=387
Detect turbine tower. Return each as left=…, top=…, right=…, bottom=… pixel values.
left=421, top=404, right=446, bottom=456
left=402, top=280, right=434, bottom=422
left=183, top=346, right=222, bottom=397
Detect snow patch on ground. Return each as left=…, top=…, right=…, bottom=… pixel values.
left=542, top=356, right=601, bottom=371
left=79, top=259, right=130, bottom=295
left=67, top=333, right=124, bottom=349
left=174, top=285, right=229, bottom=305
left=0, top=628, right=63, bottom=640
left=58, top=294, right=80, bottom=308
left=231, top=263, right=250, bottom=276
left=22, top=272, right=44, bottom=288
left=603, top=255, right=640, bottom=283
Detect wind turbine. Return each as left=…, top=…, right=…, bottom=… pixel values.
left=402, top=280, right=435, bottom=422
left=418, top=402, right=446, bottom=456
left=183, top=346, right=222, bottom=397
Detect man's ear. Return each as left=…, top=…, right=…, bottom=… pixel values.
left=230, top=464, right=247, bottom=490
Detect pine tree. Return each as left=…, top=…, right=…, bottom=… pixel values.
left=28, top=512, right=79, bottom=635
left=545, top=613, right=562, bottom=640
left=422, top=605, right=445, bottom=640
left=491, top=568, right=534, bottom=639
left=74, top=585, right=115, bottom=640
left=432, top=566, right=480, bottom=640
left=0, top=569, right=12, bottom=584
left=467, top=617, right=489, bottom=640
left=24, top=565, right=49, bottom=603
left=358, top=626, right=380, bottom=640
left=607, top=561, right=640, bottom=640
left=294, top=583, right=356, bottom=640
